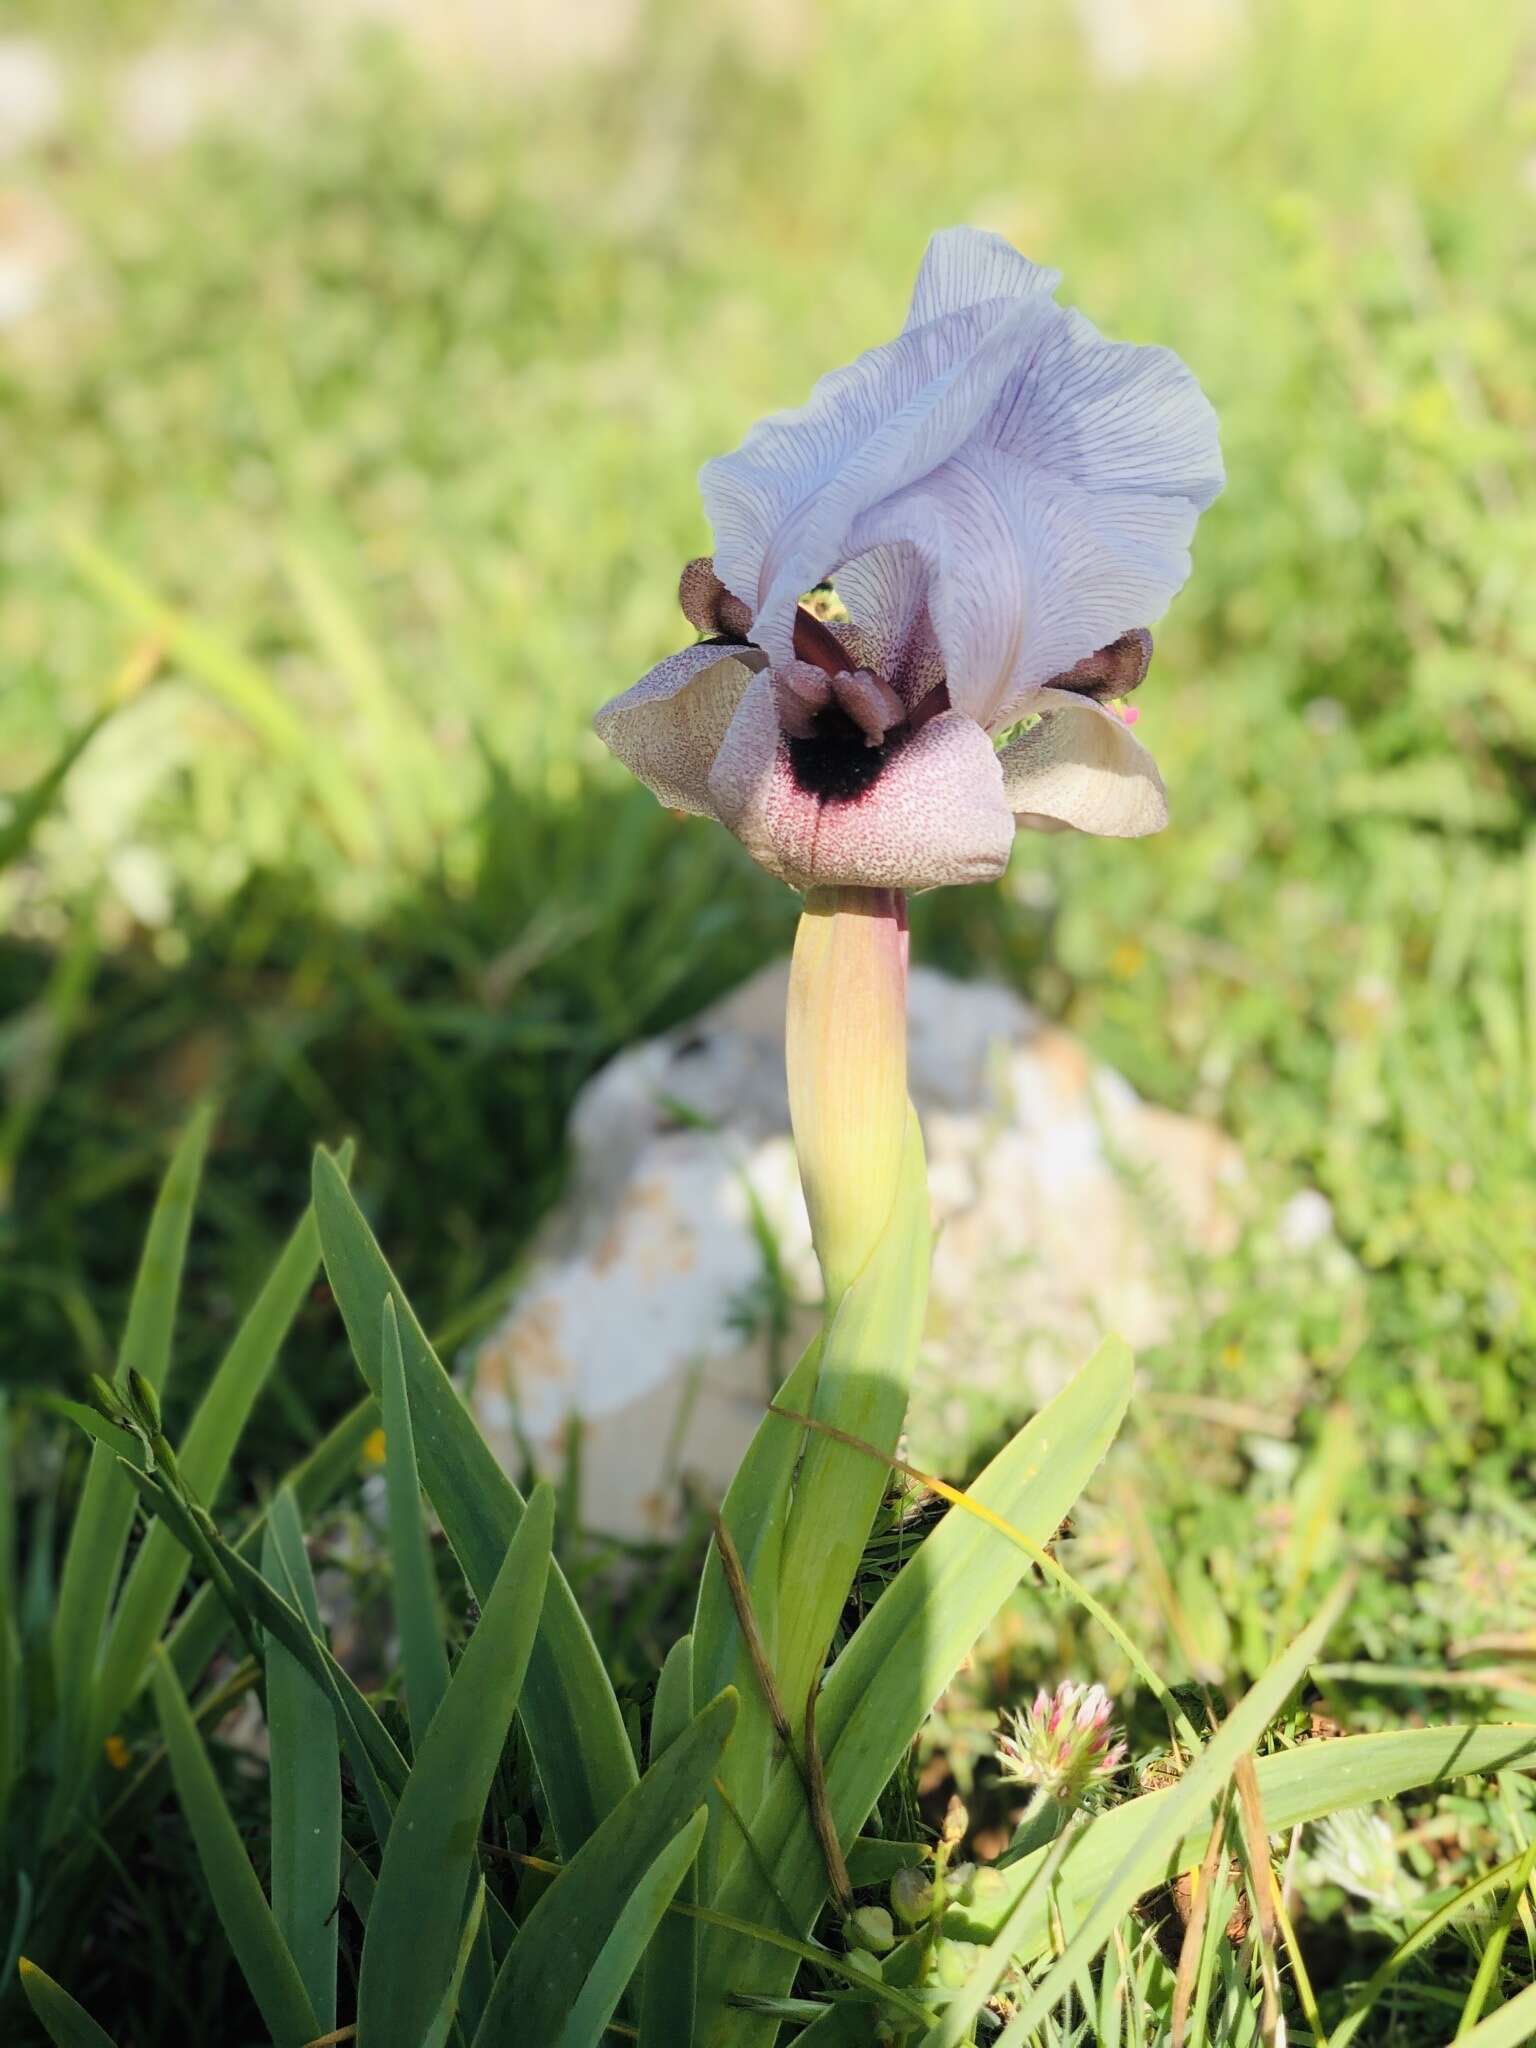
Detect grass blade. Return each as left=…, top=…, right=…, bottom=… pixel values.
left=1327, top=1850, right=1529, bottom=2048
left=997, top=1587, right=1395, bottom=2040
left=472, top=1689, right=739, bottom=2048
left=17, top=1960, right=121, bottom=2048
left=1458, top=1983, right=1536, bottom=2048
left=639, top=1635, right=699, bottom=2048
left=422, top=1879, right=487, bottom=2048
left=559, top=1806, right=707, bottom=2048
left=48, top=1104, right=212, bottom=1834
left=60, top=527, right=380, bottom=860
left=380, top=1296, right=450, bottom=1748
left=263, top=1488, right=342, bottom=2035
left=0, top=624, right=158, bottom=875
left=150, top=1648, right=320, bottom=2048
left=165, top=1393, right=378, bottom=1688
left=0, top=1395, right=17, bottom=1839
left=692, top=1334, right=820, bottom=1898
left=356, top=1485, right=554, bottom=2048
left=1458, top=1832, right=1536, bottom=2037
left=312, top=1147, right=637, bottom=1854
left=95, top=1174, right=335, bottom=1740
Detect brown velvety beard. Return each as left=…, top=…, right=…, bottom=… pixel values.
left=786, top=712, right=907, bottom=802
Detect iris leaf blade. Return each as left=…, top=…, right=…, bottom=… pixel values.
left=150, top=1648, right=320, bottom=2048
left=262, top=1487, right=342, bottom=2035
left=96, top=1165, right=340, bottom=1742
left=312, top=1146, right=637, bottom=1855
left=356, top=1485, right=553, bottom=2048
left=559, top=1806, right=708, bottom=2048
left=48, top=1104, right=212, bottom=1834
left=471, top=1689, right=738, bottom=2048
left=380, top=1295, right=450, bottom=1748
left=17, top=1960, right=121, bottom=2048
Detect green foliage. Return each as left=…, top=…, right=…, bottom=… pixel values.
left=261, top=1488, right=342, bottom=2034
left=47, top=1102, right=211, bottom=1832
left=4, top=1121, right=1535, bottom=2045
left=151, top=1649, right=321, bottom=2048
left=311, top=1146, right=639, bottom=1858
left=16, top=1960, right=119, bottom=2048
left=357, top=1485, right=552, bottom=2048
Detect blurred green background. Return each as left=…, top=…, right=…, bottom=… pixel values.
left=3, top=0, right=1534, bottom=1689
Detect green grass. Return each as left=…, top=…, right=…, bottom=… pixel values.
left=1, top=0, right=1535, bottom=2035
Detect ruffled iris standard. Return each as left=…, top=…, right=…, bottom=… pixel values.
left=596, top=227, right=1222, bottom=892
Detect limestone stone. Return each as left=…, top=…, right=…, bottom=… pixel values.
left=473, top=961, right=1267, bottom=1542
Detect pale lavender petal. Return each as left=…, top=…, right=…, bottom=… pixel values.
left=986, top=305, right=1223, bottom=510
left=905, top=226, right=1061, bottom=327
left=699, top=296, right=1046, bottom=671
left=593, top=644, right=764, bottom=816
left=707, top=673, right=1014, bottom=892
left=997, top=687, right=1168, bottom=838
left=849, top=446, right=1202, bottom=728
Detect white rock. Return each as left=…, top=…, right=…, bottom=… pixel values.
left=473, top=962, right=1255, bottom=1540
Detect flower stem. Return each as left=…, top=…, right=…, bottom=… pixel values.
left=771, top=883, right=929, bottom=1825
left=786, top=887, right=909, bottom=1299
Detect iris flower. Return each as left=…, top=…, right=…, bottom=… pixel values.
left=596, top=227, right=1222, bottom=892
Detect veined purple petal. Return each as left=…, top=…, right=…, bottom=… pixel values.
left=905, top=226, right=1061, bottom=326
left=700, top=293, right=1049, bottom=670
left=702, top=226, right=1222, bottom=736
left=849, top=445, right=1201, bottom=728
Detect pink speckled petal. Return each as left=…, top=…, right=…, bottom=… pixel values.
left=997, top=687, right=1168, bottom=837
left=593, top=644, right=765, bottom=816
left=707, top=672, right=1014, bottom=892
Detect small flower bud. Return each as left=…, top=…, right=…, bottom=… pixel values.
left=940, top=1794, right=969, bottom=1846
left=846, top=1905, right=895, bottom=1953
left=889, top=1865, right=933, bottom=1927
left=933, top=1938, right=976, bottom=1989
left=127, top=1370, right=161, bottom=1433
left=88, top=1374, right=126, bottom=1423
left=993, top=1680, right=1126, bottom=1809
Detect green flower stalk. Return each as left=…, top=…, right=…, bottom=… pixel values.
left=786, top=886, right=910, bottom=1299
left=766, top=884, right=931, bottom=1796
